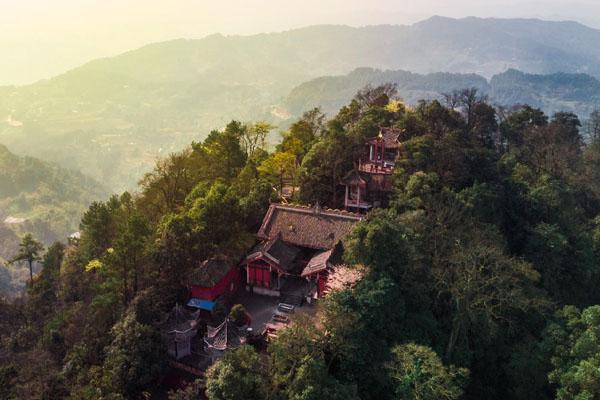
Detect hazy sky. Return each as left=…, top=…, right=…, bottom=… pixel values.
left=2, top=0, right=600, bottom=85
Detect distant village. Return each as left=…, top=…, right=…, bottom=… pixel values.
left=163, top=127, right=401, bottom=383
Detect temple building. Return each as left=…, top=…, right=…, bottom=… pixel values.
left=239, top=203, right=362, bottom=303
left=342, top=127, right=403, bottom=211
left=162, top=304, right=201, bottom=360
left=186, top=256, right=240, bottom=315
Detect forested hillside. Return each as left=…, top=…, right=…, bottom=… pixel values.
left=0, top=144, right=108, bottom=296
left=2, top=84, right=600, bottom=399
left=3, top=16, right=600, bottom=191
left=0, top=143, right=108, bottom=243
left=283, top=67, right=600, bottom=118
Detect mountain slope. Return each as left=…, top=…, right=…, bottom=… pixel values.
left=407, top=16, right=600, bottom=77
left=0, top=144, right=108, bottom=250
left=0, top=144, right=108, bottom=297
left=281, top=68, right=600, bottom=118
left=282, top=68, right=491, bottom=116
left=490, top=69, right=600, bottom=114
left=3, top=17, right=600, bottom=190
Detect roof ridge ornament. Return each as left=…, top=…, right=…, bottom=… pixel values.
left=314, top=201, right=322, bottom=214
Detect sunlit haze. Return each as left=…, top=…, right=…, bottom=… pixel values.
left=2, top=0, right=600, bottom=85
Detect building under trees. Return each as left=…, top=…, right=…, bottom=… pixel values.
left=162, top=304, right=201, bottom=360
left=239, top=203, right=362, bottom=304
left=342, top=127, right=403, bottom=211
left=186, top=256, right=240, bottom=316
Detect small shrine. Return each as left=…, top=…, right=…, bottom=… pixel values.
left=163, top=304, right=201, bottom=360
left=186, top=256, right=240, bottom=315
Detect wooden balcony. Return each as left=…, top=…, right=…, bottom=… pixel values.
left=358, top=161, right=394, bottom=175
left=344, top=199, right=372, bottom=209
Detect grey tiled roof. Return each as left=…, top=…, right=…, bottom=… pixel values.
left=301, top=249, right=333, bottom=277
left=164, top=304, right=200, bottom=333
left=257, top=204, right=362, bottom=250
left=188, top=256, right=234, bottom=287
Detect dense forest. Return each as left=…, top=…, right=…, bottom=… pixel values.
left=2, top=84, right=600, bottom=400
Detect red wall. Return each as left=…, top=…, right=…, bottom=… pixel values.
left=190, top=266, right=240, bottom=301
left=247, top=262, right=271, bottom=288
left=317, top=272, right=328, bottom=297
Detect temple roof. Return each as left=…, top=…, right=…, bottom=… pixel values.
left=257, top=204, right=362, bottom=250
left=341, top=169, right=367, bottom=185
left=301, top=249, right=333, bottom=277
left=188, top=256, right=234, bottom=287
left=204, top=318, right=243, bottom=351
left=246, top=236, right=302, bottom=272
left=164, top=304, right=200, bottom=334
left=366, top=127, right=403, bottom=149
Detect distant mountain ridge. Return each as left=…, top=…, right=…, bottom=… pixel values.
left=2, top=16, right=600, bottom=190
left=282, top=67, right=600, bottom=118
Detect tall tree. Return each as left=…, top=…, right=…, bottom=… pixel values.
left=457, top=87, right=487, bottom=134
left=10, top=233, right=44, bottom=285
left=79, top=196, right=120, bottom=260
left=299, top=131, right=351, bottom=206
left=386, top=343, right=468, bottom=400
left=279, top=108, right=326, bottom=163
left=241, top=121, right=274, bottom=158
left=521, top=115, right=583, bottom=179
left=110, top=212, right=150, bottom=303
left=584, top=109, right=600, bottom=142
left=203, top=121, right=248, bottom=182
left=139, top=150, right=197, bottom=216
left=258, top=151, right=298, bottom=196
left=438, top=236, right=546, bottom=361
left=98, top=311, right=166, bottom=398
left=499, top=105, right=548, bottom=149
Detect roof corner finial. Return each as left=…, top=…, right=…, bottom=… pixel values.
left=314, top=201, right=322, bottom=214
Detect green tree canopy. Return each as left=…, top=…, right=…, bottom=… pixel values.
left=544, top=305, right=600, bottom=400
left=205, top=345, right=267, bottom=400
left=387, top=343, right=468, bottom=400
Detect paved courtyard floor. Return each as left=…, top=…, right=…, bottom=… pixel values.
left=232, top=291, right=316, bottom=333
